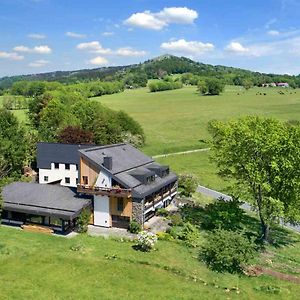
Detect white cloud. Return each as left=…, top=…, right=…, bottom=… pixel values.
left=76, top=41, right=112, bottom=54
left=225, top=42, right=250, bottom=55
left=160, top=39, right=214, bottom=56
left=125, top=11, right=166, bottom=30
left=102, top=31, right=114, bottom=36
left=157, top=7, right=198, bottom=24
left=28, top=59, right=50, bottom=67
left=115, top=47, right=147, bottom=57
left=65, top=31, right=87, bottom=38
left=13, top=45, right=52, bottom=54
left=268, top=30, right=280, bottom=36
left=88, top=56, right=109, bottom=66
left=124, top=6, right=198, bottom=30
left=0, top=51, right=24, bottom=61
left=27, top=33, right=46, bottom=39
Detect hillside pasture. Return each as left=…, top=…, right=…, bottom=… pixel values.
left=1, top=226, right=300, bottom=299
left=96, top=86, right=300, bottom=155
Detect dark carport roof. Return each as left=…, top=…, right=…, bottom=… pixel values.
left=2, top=182, right=92, bottom=220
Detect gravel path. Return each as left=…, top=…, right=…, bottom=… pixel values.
left=153, top=148, right=210, bottom=158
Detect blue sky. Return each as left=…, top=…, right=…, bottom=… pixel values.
left=1, top=0, right=300, bottom=76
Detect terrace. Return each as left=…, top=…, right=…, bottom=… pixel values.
left=77, top=184, right=132, bottom=198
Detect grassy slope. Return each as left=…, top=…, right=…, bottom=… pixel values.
left=1, top=226, right=300, bottom=300
left=96, top=86, right=300, bottom=155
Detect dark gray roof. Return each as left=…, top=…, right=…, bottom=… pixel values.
left=79, top=143, right=153, bottom=174
left=37, top=142, right=94, bottom=169
left=79, top=143, right=178, bottom=199
left=2, top=182, right=92, bottom=220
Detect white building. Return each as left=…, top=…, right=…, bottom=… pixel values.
left=37, top=143, right=93, bottom=188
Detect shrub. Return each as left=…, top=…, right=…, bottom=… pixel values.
left=201, top=198, right=245, bottom=231
left=179, top=222, right=201, bottom=247
left=135, top=231, right=158, bottom=252
left=200, top=229, right=255, bottom=273
left=76, top=209, right=91, bottom=233
left=168, top=222, right=200, bottom=247
left=169, top=213, right=183, bottom=226
left=156, top=232, right=174, bottom=241
left=156, top=208, right=169, bottom=217
left=178, top=174, right=198, bottom=197
left=128, top=220, right=142, bottom=234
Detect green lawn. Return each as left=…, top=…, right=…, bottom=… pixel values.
left=96, top=86, right=300, bottom=155
left=1, top=226, right=300, bottom=300
left=156, top=151, right=226, bottom=191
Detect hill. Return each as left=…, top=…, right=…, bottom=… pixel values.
left=1, top=55, right=299, bottom=89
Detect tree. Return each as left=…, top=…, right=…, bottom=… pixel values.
left=58, top=126, right=94, bottom=144
left=39, top=99, right=80, bottom=142
left=208, top=116, right=300, bottom=241
left=242, top=79, right=253, bottom=90
left=178, top=174, right=198, bottom=197
left=0, top=109, right=27, bottom=176
left=198, top=78, right=225, bottom=95
left=28, top=92, right=53, bottom=128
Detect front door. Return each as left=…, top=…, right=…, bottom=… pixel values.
left=94, top=195, right=110, bottom=227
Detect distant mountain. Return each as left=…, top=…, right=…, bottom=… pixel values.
left=0, top=55, right=298, bottom=89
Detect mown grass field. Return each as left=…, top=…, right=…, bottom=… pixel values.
left=1, top=226, right=300, bottom=300
left=97, top=86, right=300, bottom=155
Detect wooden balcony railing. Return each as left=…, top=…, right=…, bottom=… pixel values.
left=77, top=185, right=131, bottom=198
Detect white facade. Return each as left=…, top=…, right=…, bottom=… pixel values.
left=95, top=169, right=112, bottom=188
left=94, top=195, right=110, bottom=227
left=39, top=162, right=78, bottom=188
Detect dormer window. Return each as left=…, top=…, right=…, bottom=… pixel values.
left=146, top=175, right=155, bottom=184
left=54, top=163, right=59, bottom=169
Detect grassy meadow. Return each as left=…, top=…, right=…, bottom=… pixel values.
left=1, top=226, right=300, bottom=300
left=0, top=96, right=28, bottom=123
left=97, top=86, right=300, bottom=155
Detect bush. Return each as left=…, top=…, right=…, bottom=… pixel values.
left=148, top=80, right=183, bottom=92
left=200, top=229, right=255, bottom=273
left=135, top=231, right=158, bottom=252
left=198, top=78, right=225, bottom=95
left=179, top=222, right=201, bottom=247
left=156, top=208, right=169, bottom=217
left=169, top=213, right=183, bottom=226
left=168, top=222, right=200, bottom=247
left=128, top=220, right=142, bottom=234
left=76, top=209, right=91, bottom=233
left=178, top=174, right=198, bottom=197
left=156, top=232, right=174, bottom=241
left=201, top=198, right=245, bottom=231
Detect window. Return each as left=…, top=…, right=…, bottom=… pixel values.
left=82, top=176, right=88, bottom=185
left=146, top=175, right=155, bottom=184
left=117, top=198, right=124, bottom=211
left=65, top=177, right=70, bottom=184
left=65, top=163, right=70, bottom=170
left=76, top=164, right=78, bottom=171
left=54, top=163, right=59, bottom=169
left=44, top=176, right=48, bottom=182
left=76, top=178, right=79, bottom=184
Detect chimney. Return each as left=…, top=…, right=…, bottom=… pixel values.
left=103, top=156, right=113, bottom=170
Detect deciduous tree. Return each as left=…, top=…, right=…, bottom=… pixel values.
left=209, top=116, right=300, bottom=241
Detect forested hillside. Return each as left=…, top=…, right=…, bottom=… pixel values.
left=1, top=54, right=300, bottom=91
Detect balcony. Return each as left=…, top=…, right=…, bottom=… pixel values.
left=77, top=184, right=131, bottom=198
